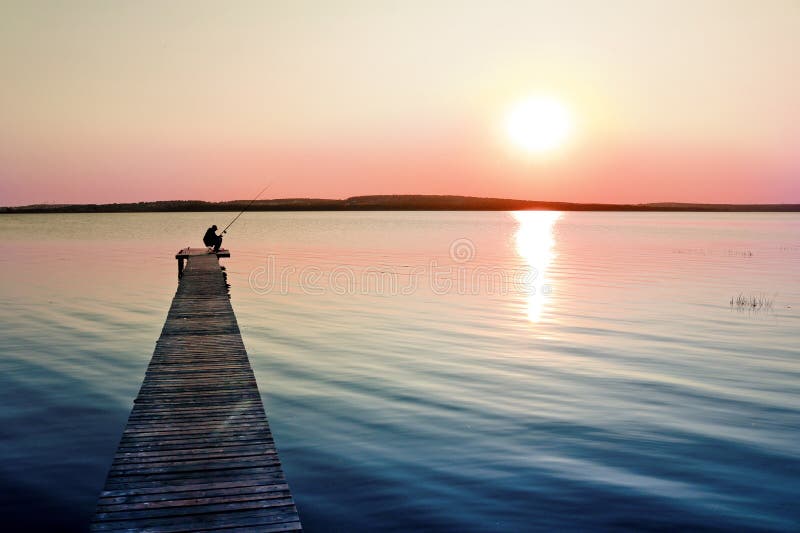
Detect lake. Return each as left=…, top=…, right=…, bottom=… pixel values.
left=1, top=211, right=798, bottom=531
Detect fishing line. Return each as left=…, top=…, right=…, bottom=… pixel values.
left=221, top=182, right=273, bottom=234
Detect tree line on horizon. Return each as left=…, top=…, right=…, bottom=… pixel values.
left=2, top=195, right=798, bottom=213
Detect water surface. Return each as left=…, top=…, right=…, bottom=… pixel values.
left=1, top=212, right=798, bottom=531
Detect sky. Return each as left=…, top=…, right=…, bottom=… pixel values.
left=1, top=0, right=798, bottom=206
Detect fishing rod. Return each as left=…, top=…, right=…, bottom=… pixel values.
left=221, top=182, right=273, bottom=234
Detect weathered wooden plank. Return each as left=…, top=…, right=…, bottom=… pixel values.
left=92, top=252, right=301, bottom=531
left=120, top=422, right=272, bottom=436
left=102, top=471, right=287, bottom=492
left=95, top=502, right=299, bottom=525
left=120, top=416, right=253, bottom=428
left=111, top=445, right=277, bottom=461
left=121, top=421, right=270, bottom=432
left=98, top=482, right=290, bottom=503
left=101, top=506, right=300, bottom=524
left=124, top=411, right=267, bottom=420
left=108, top=456, right=282, bottom=475
left=119, top=419, right=271, bottom=432
left=113, top=447, right=279, bottom=464
left=92, top=513, right=300, bottom=533
left=96, top=491, right=294, bottom=513
left=121, top=421, right=270, bottom=433
left=132, top=395, right=264, bottom=405
left=115, top=437, right=276, bottom=452
left=126, top=404, right=266, bottom=415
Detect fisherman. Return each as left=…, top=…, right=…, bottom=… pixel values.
left=203, top=225, right=223, bottom=253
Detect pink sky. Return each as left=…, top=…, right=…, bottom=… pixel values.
left=1, top=1, right=798, bottom=206
left=3, top=132, right=797, bottom=206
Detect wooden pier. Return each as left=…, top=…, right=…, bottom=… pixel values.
left=92, top=249, right=301, bottom=532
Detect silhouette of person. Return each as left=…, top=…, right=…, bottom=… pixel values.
left=203, top=225, right=223, bottom=252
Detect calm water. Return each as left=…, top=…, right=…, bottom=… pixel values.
left=1, top=211, right=799, bottom=531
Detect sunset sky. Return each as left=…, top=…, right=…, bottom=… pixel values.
left=1, top=0, right=798, bottom=206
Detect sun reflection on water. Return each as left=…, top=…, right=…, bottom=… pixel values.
left=513, top=211, right=561, bottom=322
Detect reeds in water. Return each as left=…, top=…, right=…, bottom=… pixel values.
left=730, top=293, right=774, bottom=311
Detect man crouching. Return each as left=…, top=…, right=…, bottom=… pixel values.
left=203, top=225, right=223, bottom=252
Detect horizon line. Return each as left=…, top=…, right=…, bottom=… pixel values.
left=3, top=194, right=800, bottom=212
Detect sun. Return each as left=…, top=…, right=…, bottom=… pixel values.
left=506, top=96, right=573, bottom=153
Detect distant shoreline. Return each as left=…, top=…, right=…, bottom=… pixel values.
left=2, top=195, right=799, bottom=213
